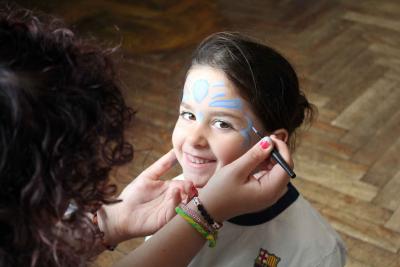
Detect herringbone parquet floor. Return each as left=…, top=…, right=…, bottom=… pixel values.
left=15, top=0, right=400, bottom=266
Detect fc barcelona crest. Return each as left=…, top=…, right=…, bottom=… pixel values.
left=254, top=248, right=280, bottom=267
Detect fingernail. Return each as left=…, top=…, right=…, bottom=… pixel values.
left=259, top=137, right=271, bottom=149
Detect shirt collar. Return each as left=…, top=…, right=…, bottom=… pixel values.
left=228, top=183, right=299, bottom=226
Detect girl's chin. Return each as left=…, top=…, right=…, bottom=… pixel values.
left=193, top=181, right=207, bottom=189
left=183, top=174, right=210, bottom=188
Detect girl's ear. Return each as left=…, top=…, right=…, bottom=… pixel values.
left=272, top=128, right=289, bottom=143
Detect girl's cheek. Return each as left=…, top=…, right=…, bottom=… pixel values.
left=217, top=138, right=247, bottom=164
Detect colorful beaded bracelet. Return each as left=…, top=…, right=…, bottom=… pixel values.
left=179, top=203, right=215, bottom=234
left=175, top=206, right=217, bottom=248
left=193, top=197, right=223, bottom=230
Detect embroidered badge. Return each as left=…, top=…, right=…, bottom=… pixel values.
left=254, top=248, right=280, bottom=267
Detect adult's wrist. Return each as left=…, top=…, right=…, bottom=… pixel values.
left=197, top=191, right=229, bottom=223
left=96, top=205, right=122, bottom=248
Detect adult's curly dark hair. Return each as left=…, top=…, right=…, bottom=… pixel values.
left=0, top=4, right=133, bottom=267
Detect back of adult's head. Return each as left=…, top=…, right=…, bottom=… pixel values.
left=0, top=4, right=133, bottom=266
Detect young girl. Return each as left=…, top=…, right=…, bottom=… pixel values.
left=171, top=32, right=346, bottom=267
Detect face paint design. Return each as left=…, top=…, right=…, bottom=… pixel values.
left=183, top=79, right=248, bottom=145
left=182, top=92, right=191, bottom=102
left=173, top=66, right=263, bottom=188
left=208, top=99, right=243, bottom=110
left=196, top=111, right=204, bottom=123
left=211, top=81, right=225, bottom=88
left=193, top=79, right=209, bottom=103
left=211, top=92, right=226, bottom=99
left=239, top=116, right=254, bottom=146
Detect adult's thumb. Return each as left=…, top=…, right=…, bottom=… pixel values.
left=164, top=187, right=182, bottom=222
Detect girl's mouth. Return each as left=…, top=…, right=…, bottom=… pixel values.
left=184, top=153, right=216, bottom=167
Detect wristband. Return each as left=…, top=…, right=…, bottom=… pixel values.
left=193, top=197, right=223, bottom=230
left=175, top=206, right=217, bottom=248
left=179, top=203, right=214, bottom=233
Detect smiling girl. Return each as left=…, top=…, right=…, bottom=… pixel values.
left=173, top=66, right=263, bottom=187
left=171, top=32, right=346, bottom=267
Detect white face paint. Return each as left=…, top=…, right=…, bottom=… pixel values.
left=172, top=66, right=265, bottom=187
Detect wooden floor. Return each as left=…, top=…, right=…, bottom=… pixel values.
left=16, top=0, right=400, bottom=266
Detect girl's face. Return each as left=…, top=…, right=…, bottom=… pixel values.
left=172, top=66, right=265, bottom=187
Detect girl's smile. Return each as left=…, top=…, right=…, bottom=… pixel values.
left=184, top=152, right=216, bottom=166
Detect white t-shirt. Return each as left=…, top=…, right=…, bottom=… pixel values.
left=187, top=189, right=346, bottom=267
left=148, top=177, right=346, bottom=267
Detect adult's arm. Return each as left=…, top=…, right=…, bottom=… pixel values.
left=96, top=150, right=194, bottom=246
left=114, top=136, right=292, bottom=267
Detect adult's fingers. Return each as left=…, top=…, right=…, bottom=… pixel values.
left=168, top=179, right=193, bottom=194
left=259, top=135, right=293, bottom=178
left=163, top=187, right=182, bottom=222
left=168, top=179, right=194, bottom=203
left=139, top=149, right=177, bottom=181
left=270, top=135, right=294, bottom=169
left=257, top=136, right=292, bottom=199
left=227, top=137, right=274, bottom=179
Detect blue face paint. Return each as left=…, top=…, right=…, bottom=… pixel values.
left=182, top=91, right=191, bottom=102
left=209, top=99, right=243, bottom=110
left=193, top=79, right=209, bottom=103
left=211, top=92, right=226, bottom=99
left=196, top=111, right=204, bottom=123
left=239, top=116, right=253, bottom=147
left=211, top=81, right=225, bottom=88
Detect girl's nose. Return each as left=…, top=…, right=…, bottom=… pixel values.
left=186, top=124, right=209, bottom=148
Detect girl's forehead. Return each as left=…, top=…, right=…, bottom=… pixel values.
left=184, top=66, right=239, bottom=97
left=186, top=65, right=226, bottom=80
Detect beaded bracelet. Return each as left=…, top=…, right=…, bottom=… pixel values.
left=175, top=206, right=217, bottom=247
left=92, top=212, right=117, bottom=251
left=193, top=197, right=223, bottom=230
left=178, top=203, right=214, bottom=234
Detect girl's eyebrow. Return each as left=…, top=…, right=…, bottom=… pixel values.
left=208, top=111, right=244, bottom=121
left=180, top=102, right=245, bottom=121
left=180, top=101, right=192, bottom=110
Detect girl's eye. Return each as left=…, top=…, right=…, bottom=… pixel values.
left=180, top=111, right=196, bottom=121
left=213, top=120, right=233, bottom=129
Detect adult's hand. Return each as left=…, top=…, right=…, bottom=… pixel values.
left=113, top=136, right=293, bottom=267
left=200, top=135, right=293, bottom=222
left=97, top=150, right=193, bottom=246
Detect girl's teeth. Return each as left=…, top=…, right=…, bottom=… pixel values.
left=192, top=158, right=210, bottom=164
left=188, top=154, right=212, bottom=164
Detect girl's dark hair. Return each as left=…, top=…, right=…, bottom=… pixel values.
left=190, top=32, right=315, bottom=149
left=0, top=5, right=133, bottom=267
